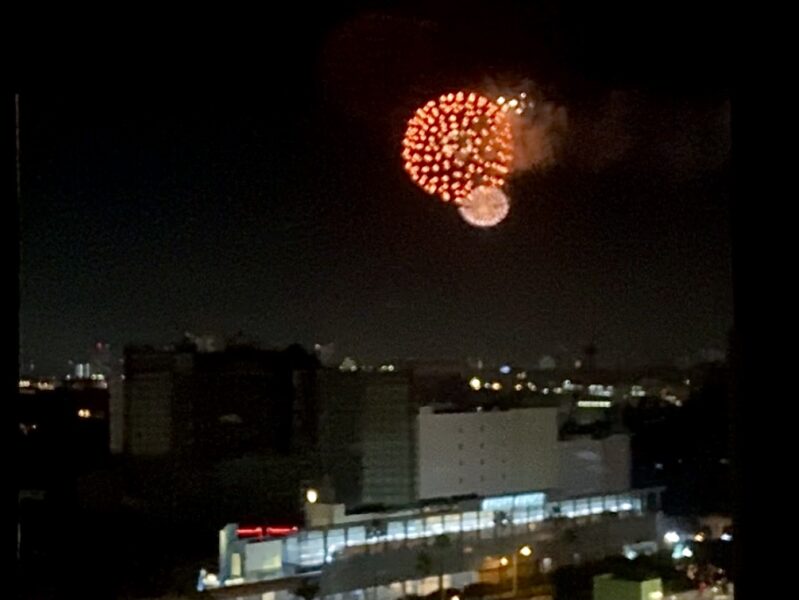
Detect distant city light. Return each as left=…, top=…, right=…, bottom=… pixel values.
left=499, top=556, right=509, bottom=566
left=306, top=488, right=319, bottom=504
left=577, top=400, right=612, bottom=408
left=339, top=357, right=358, bottom=372
left=469, top=377, right=482, bottom=391
left=663, top=531, right=680, bottom=545
left=499, top=365, right=511, bottom=374
left=681, top=547, right=694, bottom=558
left=519, top=545, right=532, bottom=557
left=491, top=382, right=502, bottom=391
left=77, top=409, right=91, bottom=419
left=588, top=384, right=614, bottom=398
left=720, top=532, right=732, bottom=542
left=514, top=383, right=523, bottom=391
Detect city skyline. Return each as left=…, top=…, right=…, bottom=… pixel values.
left=18, top=4, right=731, bottom=375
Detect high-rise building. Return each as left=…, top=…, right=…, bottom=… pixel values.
left=316, top=369, right=417, bottom=508
left=123, top=342, right=318, bottom=458
left=89, top=341, right=113, bottom=379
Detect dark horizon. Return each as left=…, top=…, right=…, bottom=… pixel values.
left=17, top=4, right=732, bottom=376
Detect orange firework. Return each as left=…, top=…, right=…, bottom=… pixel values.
left=402, top=91, right=513, bottom=203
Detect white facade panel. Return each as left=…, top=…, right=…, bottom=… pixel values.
left=417, top=407, right=558, bottom=500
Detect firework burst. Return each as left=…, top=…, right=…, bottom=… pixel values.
left=402, top=91, right=513, bottom=203
left=458, top=186, right=510, bottom=228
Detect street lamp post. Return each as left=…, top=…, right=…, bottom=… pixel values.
left=512, top=552, right=518, bottom=597
left=512, top=545, right=532, bottom=597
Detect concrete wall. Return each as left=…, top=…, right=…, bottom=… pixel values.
left=245, top=539, right=283, bottom=577
left=418, top=408, right=559, bottom=500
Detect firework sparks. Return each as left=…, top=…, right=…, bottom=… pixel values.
left=458, top=186, right=510, bottom=228
left=401, top=91, right=513, bottom=203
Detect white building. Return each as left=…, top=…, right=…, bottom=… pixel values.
left=417, top=406, right=559, bottom=500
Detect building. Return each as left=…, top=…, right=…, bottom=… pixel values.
left=592, top=574, right=664, bottom=600
left=417, top=406, right=559, bottom=500
left=316, top=369, right=417, bottom=508
left=17, top=377, right=110, bottom=485
left=89, top=341, right=114, bottom=379
left=199, top=368, right=659, bottom=599
left=557, top=434, right=631, bottom=498
left=108, top=373, right=125, bottom=454
left=207, top=486, right=664, bottom=597
left=123, top=342, right=318, bottom=458
left=315, top=372, right=632, bottom=509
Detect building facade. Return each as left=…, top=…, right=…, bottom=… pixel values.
left=123, top=343, right=317, bottom=458
left=417, top=406, right=559, bottom=500
left=316, top=370, right=417, bottom=508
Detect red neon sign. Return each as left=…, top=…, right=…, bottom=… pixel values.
left=236, top=525, right=298, bottom=539
left=266, top=526, right=299, bottom=536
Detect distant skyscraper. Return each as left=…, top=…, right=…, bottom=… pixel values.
left=89, top=341, right=113, bottom=378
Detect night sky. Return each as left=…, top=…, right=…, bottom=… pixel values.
left=18, top=4, right=732, bottom=375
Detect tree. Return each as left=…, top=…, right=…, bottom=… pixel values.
left=294, top=581, right=320, bottom=600
left=416, top=534, right=452, bottom=600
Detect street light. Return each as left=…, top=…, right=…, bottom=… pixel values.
left=512, top=545, right=533, bottom=596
